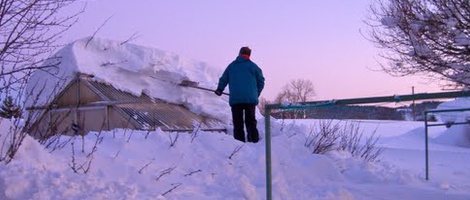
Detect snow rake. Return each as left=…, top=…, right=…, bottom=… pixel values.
left=179, top=80, right=229, bottom=96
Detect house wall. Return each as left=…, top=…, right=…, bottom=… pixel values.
left=30, top=105, right=141, bottom=140
left=28, top=79, right=110, bottom=139
left=50, top=109, right=75, bottom=136
left=77, top=107, right=107, bottom=134
left=29, top=109, right=74, bottom=139
left=54, top=79, right=101, bottom=106
left=107, top=107, right=139, bottom=130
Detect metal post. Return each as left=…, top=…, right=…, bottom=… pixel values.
left=264, top=108, right=272, bottom=200
left=424, top=111, right=429, bottom=180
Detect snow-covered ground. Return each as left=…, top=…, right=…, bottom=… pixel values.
left=1, top=38, right=469, bottom=199
left=0, top=117, right=470, bottom=200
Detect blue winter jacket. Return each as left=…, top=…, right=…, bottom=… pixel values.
left=217, top=56, right=265, bottom=106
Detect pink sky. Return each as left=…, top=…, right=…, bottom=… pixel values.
left=62, top=0, right=443, bottom=103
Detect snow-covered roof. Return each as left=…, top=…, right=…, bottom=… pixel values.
left=25, top=37, right=231, bottom=123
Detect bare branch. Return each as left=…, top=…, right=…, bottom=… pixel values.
left=191, top=121, right=203, bottom=143
left=184, top=169, right=202, bottom=177
left=168, top=132, right=179, bottom=147
left=138, top=158, right=155, bottom=174
left=155, top=166, right=177, bottom=181
left=120, top=32, right=139, bottom=45
left=161, top=183, right=182, bottom=196
left=365, top=0, right=470, bottom=88
left=85, top=14, right=114, bottom=48
left=228, top=144, right=244, bottom=160
left=113, top=150, right=121, bottom=159
left=0, top=0, right=84, bottom=90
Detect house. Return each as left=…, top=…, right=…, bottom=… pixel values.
left=24, top=38, right=228, bottom=140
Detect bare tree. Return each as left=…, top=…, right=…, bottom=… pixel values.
left=275, top=79, right=316, bottom=103
left=0, top=0, right=84, bottom=91
left=275, top=79, right=316, bottom=119
left=0, top=96, right=22, bottom=118
left=365, top=0, right=470, bottom=88
left=0, top=0, right=83, bottom=163
left=257, top=96, right=269, bottom=115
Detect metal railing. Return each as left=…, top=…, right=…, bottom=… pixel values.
left=424, top=108, right=470, bottom=180
left=263, top=90, right=470, bottom=200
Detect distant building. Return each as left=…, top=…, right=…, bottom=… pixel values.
left=271, top=102, right=443, bottom=121
left=396, top=101, right=443, bottom=121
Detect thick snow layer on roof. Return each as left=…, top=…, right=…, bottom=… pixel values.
left=25, top=37, right=231, bottom=123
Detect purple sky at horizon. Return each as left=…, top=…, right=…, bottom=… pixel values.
left=62, top=0, right=443, bottom=102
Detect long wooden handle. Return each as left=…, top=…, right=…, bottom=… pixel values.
left=187, top=85, right=229, bottom=96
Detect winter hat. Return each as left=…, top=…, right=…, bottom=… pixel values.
left=239, top=46, right=251, bottom=56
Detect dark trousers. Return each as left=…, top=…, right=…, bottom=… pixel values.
left=231, top=104, right=259, bottom=143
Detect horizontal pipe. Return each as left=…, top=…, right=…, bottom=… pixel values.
left=266, top=90, right=470, bottom=110
left=26, top=100, right=155, bottom=110
left=425, top=108, right=470, bottom=113
left=426, top=122, right=470, bottom=127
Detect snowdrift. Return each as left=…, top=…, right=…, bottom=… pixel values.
left=434, top=98, right=470, bottom=147
left=1, top=117, right=470, bottom=199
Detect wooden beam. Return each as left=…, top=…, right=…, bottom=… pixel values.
left=26, top=100, right=150, bottom=110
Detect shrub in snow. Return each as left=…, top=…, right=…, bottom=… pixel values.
left=0, top=118, right=27, bottom=163
left=305, top=120, right=383, bottom=162
left=0, top=96, right=22, bottom=119
left=338, top=122, right=383, bottom=162
left=305, top=120, right=340, bottom=154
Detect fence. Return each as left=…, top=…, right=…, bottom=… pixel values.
left=263, top=90, right=470, bottom=200
left=424, top=108, right=470, bottom=180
